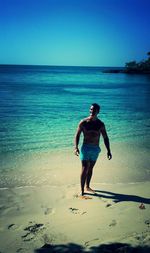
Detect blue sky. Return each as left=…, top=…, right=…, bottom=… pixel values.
left=0, top=0, right=150, bottom=66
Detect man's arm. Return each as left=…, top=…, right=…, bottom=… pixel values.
left=74, top=122, right=82, bottom=156
left=101, top=124, right=112, bottom=160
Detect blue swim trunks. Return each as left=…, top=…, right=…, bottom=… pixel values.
left=80, top=144, right=101, bottom=161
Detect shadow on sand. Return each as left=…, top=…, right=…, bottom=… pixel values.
left=85, top=190, right=150, bottom=204
left=35, top=242, right=150, bottom=253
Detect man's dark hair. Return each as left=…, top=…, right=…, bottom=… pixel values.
left=91, top=103, right=100, bottom=113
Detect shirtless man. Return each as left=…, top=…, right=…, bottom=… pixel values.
left=74, top=103, right=112, bottom=197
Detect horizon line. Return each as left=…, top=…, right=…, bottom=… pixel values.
left=0, top=63, right=124, bottom=68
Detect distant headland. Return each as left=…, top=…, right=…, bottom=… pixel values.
left=103, top=52, right=150, bottom=74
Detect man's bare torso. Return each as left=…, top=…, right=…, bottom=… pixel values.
left=80, top=117, right=104, bottom=146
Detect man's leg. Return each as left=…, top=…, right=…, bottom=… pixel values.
left=80, top=160, right=89, bottom=195
left=85, top=160, right=96, bottom=193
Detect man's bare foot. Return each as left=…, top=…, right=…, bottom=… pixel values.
left=86, top=187, right=96, bottom=194
left=77, top=192, right=92, bottom=199
left=79, top=195, right=93, bottom=200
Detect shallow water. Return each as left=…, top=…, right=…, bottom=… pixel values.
left=0, top=65, right=150, bottom=154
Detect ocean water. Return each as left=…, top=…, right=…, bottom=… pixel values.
left=0, top=65, right=150, bottom=154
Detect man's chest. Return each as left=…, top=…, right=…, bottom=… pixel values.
left=82, top=120, right=101, bottom=132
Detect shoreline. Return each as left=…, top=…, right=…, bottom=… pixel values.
left=0, top=137, right=150, bottom=189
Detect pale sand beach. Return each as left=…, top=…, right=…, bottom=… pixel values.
left=0, top=140, right=150, bottom=252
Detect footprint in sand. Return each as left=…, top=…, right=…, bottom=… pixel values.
left=74, top=194, right=92, bottom=200
left=109, top=220, right=117, bottom=227
left=44, top=207, right=55, bottom=215
left=106, top=203, right=112, bottom=208
left=69, top=207, right=87, bottom=215
left=41, top=205, right=55, bottom=215
left=84, top=238, right=99, bottom=247
left=16, top=248, right=24, bottom=252
left=135, top=232, right=150, bottom=243
left=7, top=224, right=20, bottom=230
left=21, top=223, right=45, bottom=242
left=142, top=234, right=150, bottom=244
left=145, top=219, right=150, bottom=226
left=69, top=207, right=79, bottom=214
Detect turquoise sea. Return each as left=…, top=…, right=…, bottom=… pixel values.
left=0, top=65, right=150, bottom=154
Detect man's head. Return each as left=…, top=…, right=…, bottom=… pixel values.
left=90, top=103, right=100, bottom=116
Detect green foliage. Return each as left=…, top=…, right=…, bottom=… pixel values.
left=125, top=52, right=150, bottom=74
